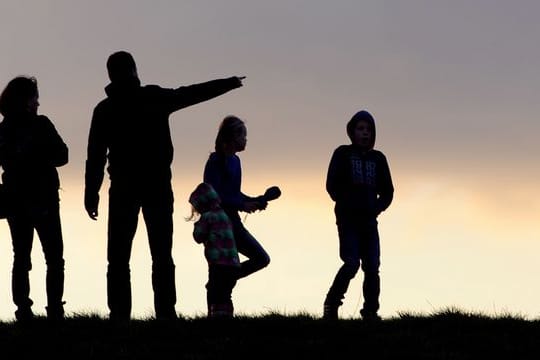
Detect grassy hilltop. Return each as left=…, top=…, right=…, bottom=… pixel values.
left=1, top=309, right=539, bottom=359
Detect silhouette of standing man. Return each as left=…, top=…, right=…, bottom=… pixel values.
left=84, top=51, right=244, bottom=322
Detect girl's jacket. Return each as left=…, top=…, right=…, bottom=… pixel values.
left=190, top=183, right=240, bottom=267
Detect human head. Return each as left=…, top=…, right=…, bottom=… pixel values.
left=214, top=115, right=247, bottom=153
left=346, top=110, right=376, bottom=149
left=189, top=182, right=221, bottom=214
left=0, top=76, right=39, bottom=117
left=106, top=51, right=139, bottom=83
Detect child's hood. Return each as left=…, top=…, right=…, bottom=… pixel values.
left=189, top=182, right=221, bottom=213
left=348, top=110, right=376, bottom=150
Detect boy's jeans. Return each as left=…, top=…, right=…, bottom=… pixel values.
left=325, top=218, right=380, bottom=314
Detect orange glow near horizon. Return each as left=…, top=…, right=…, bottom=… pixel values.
left=0, top=172, right=538, bottom=320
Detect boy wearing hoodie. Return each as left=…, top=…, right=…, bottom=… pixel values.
left=323, top=110, right=394, bottom=321
left=188, top=182, right=240, bottom=318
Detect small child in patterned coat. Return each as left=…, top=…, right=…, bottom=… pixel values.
left=188, top=182, right=240, bottom=318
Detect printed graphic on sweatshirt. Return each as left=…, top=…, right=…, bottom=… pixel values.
left=351, top=156, right=376, bottom=186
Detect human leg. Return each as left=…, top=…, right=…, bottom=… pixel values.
left=324, top=221, right=361, bottom=319
left=143, top=185, right=176, bottom=319
left=35, top=204, right=65, bottom=320
left=7, top=214, right=35, bottom=321
left=207, top=265, right=238, bottom=318
left=107, top=187, right=139, bottom=321
left=234, top=223, right=270, bottom=280
left=359, top=220, right=381, bottom=318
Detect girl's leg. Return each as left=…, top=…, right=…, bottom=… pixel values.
left=234, top=225, right=270, bottom=280
left=207, top=265, right=237, bottom=318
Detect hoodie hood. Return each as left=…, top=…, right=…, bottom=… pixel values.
left=347, top=110, right=376, bottom=150
left=189, top=183, right=221, bottom=213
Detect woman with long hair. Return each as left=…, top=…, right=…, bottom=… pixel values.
left=0, top=76, right=68, bottom=321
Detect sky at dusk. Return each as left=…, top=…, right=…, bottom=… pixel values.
left=0, top=1, right=539, bottom=320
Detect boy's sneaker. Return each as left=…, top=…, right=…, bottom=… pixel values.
left=360, top=309, right=381, bottom=322
left=46, top=301, right=66, bottom=322
left=323, top=304, right=338, bottom=320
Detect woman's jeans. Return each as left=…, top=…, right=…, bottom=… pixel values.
left=8, top=204, right=65, bottom=316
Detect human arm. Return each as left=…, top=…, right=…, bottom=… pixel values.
left=203, top=153, right=248, bottom=211
left=40, top=116, right=68, bottom=167
left=326, top=146, right=346, bottom=202
left=242, top=200, right=262, bottom=213
left=84, top=107, right=108, bottom=220
left=202, top=153, right=270, bottom=213
left=250, top=186, right=282, bottom=211
left=164, top=76, right=244, bottom=113
left=375, top=153, right=394, bottom=215
left=0, top=126, right=10, bottom=169
left=193, top=218, right=209, bottom=244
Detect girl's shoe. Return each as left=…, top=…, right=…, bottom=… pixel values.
left=323, top=304, right=338, bottom=320
left=208, top=303, right=234, bottom=318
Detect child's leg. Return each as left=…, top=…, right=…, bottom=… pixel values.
left=234, top=224, right=270, bottom=279
left=324, top=221, right=361, bottom=317
left=207, top=265, right=238, bottom=318
left=206, top=265, right=218, bottom=315
left=359, top=220, right=381, bottom=317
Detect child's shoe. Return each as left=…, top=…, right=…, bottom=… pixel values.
left=323, top=303, right=339, bottom=320
left=208, top=303, right=234, bottom=319
left=360, top=309, right=381, bottom=322
left=46, top=301, right=66, bottom=322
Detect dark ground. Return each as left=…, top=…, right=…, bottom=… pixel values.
left=1, top=310, right=539, bottom=359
